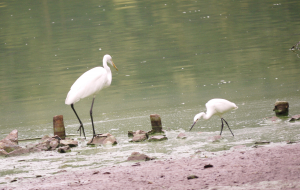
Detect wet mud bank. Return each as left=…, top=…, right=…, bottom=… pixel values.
left=2, top=142, right=300, bottom=190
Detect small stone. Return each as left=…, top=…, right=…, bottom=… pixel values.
left=128, top=131, right=134, bottom=137
left=131, top=130, right=148, bottom=142
left=50, top=139, right=59, bottom=150
left=187, top=175, right=199, bottom=180
left=286, top=141, right=297, bottom=144
left=0, top=139, right=21, bottom=153
left=41, top=135, right=51, bottom=141
left=7, top=148, right=30, bottom=156
left=148, top=135, right=168, bottom=142
left=57, top=146, right=71, bottom=153
left=127, top=152, right=153, bottom=161
left=289, top=114, right=300, bottom=122
left=103, top=135, right=117, bottom=145
left=204, top=164, right=213, bottom=169
left=254, top=141, right=270, bottom=145
left=10, top=179, right=17, bottom=183
left=207, top=135, right=222, bottom=142
left=0, top=149, right=8, bottom=156
left=87, top=133, right=117, bottom=145
left=36, top=140, right=51, bottom=151
left=132, top=162, right=141, bottom=166
left=4, top=129, right=18, bottom=145
left=60, top=139, right=78, bottom=147
left=177, top=133, right=187, bottom=139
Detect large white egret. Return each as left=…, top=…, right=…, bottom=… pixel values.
left=65, top=54, right=118, bottom=140
left=190, top=98, right=238, bottom=136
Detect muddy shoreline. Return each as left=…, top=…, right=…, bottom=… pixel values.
left=2, top=142, right=300, bottom=190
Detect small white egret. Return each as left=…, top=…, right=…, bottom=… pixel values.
left=65, top=54, right=118, bottom=140
left=190, top=98, right=238, bottom=136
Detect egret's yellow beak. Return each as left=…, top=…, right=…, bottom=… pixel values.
left=112, top=61, right=118, bottom=71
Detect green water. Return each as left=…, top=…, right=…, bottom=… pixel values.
left=1, top=0, right=300, bottom=184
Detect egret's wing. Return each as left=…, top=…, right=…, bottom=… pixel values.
left=208, top=99, right=236, bottom=116
left=65, top=67, right=107, bottom=104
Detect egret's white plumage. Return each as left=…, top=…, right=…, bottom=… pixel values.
left=190, top=98, right=238, bottom=136
left=65, top=54, right=118, bottom=140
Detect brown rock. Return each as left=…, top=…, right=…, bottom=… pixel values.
left=0, top=139, right=21, bottom=153
left=87, top=133, right=117, bottom=145
left=41, top=135, right=51, bottom=141
left=4, top=129, right=18, bottom=145
left=127, top=152, right=153, bottom=161
left=187, top=175, right=199, bottom=180
left=36, top=140, right=51, bottom=151
left=7, top=148, right=30, bottom=157
left=60, top=139, right=78, bottom=147
left=255, top=141, right=270, bottom=145
left=289, top=114, right=300, bottom=122
left=102, top=135, right=117, bottom=145
left=131, top=130, right=148, bottom=142
left=128, top=131, right=134, bottom=137
left=148, top=135, right=168, bottom=142
left=207, top=135, right=222, bottom=142
left=58, top=146, right=71, bottom=153
left=204, top=164, right=213, bottom=169
left=0, top=149, right=8, bottom=156
left=50, top=139, right=59, bottom=150
left=177, top=133, right=187, bottom=139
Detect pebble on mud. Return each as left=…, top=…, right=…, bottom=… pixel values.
left=177, top=133, right=187, bottom=139
left=187, top=175, right=199, bottom=180
left=148, top=135, right=168, bottom=142
left=87, top=133, right=117, bottom=146
left=127, top=152, right=153, bottom=161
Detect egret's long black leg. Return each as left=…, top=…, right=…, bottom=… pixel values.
left=71, top=104, right=86, bottom=139
left=90, top=97, right=96, bottom=142
left=220, top=118, right=224, bottom=135
left=221, top=118, right=234, bottom=136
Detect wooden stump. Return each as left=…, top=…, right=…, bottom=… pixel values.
left=53, top=115, right=66, bottom=139
left=149, top=114, right=163, bottom=133
left=273, top=101, right=289, bottom=116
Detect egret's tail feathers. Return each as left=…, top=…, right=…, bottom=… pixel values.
left=65, top=91, right=80, bottom=105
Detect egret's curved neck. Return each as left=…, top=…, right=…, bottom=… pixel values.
left=199, top=112, right=212, bottom=120
left=102, top=57, right=112, bottom=86
left=102, top=57, right=109, bottom=69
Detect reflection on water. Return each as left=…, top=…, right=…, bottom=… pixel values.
left=1, top=0, right=300, bottom=184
